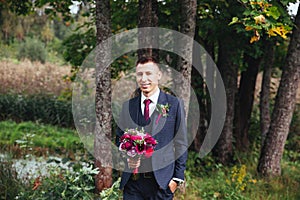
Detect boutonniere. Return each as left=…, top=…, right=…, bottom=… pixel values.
left=155, top=103, right=170, bottom=124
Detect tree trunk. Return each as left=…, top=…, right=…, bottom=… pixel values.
left=213, top=36, right=238, bottom=165
left=257, top=8, right=300, bottom=177
left=137, top=0, right=159, bottom=60
left=175, top=0, right=197, bottom=116
left=260, top=41, right=274, bottom=146
left=94, top=0, right=112, bottom=193
left=234, top=54, right=261, bottom=151
left=190, top=66, right=209, bottom=152
left=190, top=19, right=214, bottom=152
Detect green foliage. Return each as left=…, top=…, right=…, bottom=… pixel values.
left=0, top=120, right=81, bottom=151
left=35, top=0, right=76, bottom=23
left=0, top=161, right=23, bottom=200
left=0, top=42, right=18, bottom=59
left=62, top=28, right=96, bottom=67
left=110, top=0, right=138, bottom=32
left=229, top=0, right=293, bottom=43
left=100, top=178, right=122, bottom=200
left=5, top=0, right=34, bottom=15
left=285, top=104, right=300, bottom=163
left=176, top=151, right=300, bottom=200
left=16, top=164, right=99, bottom=200
left=17, top=37, right=47, bottom=63
left=46, top=38, right=66, bottom=65
left=0, top=94, right=73, bottom=127
left=52, top=19, right=72, bottom=40
left=111, top=53, right=136, bottom=79
left=1, top=126, right=299, bottom=200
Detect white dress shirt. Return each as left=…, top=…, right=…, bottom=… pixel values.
left=141, top=88, right=160, bottom=117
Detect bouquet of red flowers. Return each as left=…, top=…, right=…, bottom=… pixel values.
left=119, top=128, right=157, bottom=174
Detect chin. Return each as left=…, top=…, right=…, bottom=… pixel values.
left=141, top=89, right=150, bottom=94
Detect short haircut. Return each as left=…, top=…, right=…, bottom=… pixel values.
left=136, top=56, right=158, bottom=66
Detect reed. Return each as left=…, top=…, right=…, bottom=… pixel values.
left=0, top=59, right=71, bottom=95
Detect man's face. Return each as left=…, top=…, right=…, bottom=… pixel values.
left=136, top=61, right=162, bottom=97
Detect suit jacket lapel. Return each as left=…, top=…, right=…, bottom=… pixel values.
left=151, top=91, right=168, bottom=136
left=129, top=91, right=168, bottom=135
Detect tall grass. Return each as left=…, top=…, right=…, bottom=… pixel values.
left=0, top=120, right=82, bottom=154
left=0, top=160, right=23, bottom=200
left=0, top=59, right=71, bottom=95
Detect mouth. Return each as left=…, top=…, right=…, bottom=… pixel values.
left=140, top=83, right=150, bottom=89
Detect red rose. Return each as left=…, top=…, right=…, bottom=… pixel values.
left=135, top=143, right=145, bottom=154
left=124, top=141, right=132, bottom=150
left=145, top=137, right=157, bottom=145
left=145, top=148, right=154, bottom=158
left=120, top=134, right=131, bottom=142
left=131, top=135, right=143, bottom=141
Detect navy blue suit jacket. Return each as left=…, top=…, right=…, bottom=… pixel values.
left=116, top=90, right=188, bottom=190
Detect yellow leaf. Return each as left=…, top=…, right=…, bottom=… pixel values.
left=272, top=26, right=289, bottom=39
left=245, top=26, right=253, bottom=31
left=249, top=179, right=257, bottom=184
left=254, top=15, right=266, bottom=24
left=250, top=30, right=260, bottom=43
left=267, top=29, right=277, bottom=37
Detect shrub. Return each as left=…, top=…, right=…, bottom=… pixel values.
left=0, top=94, right=73, bottom=127
left=15, top=164, right=99, bottom=200
left=0, top=160, right=23, bottom=200
left=100, top=178, right=122, bottom=200
left=17, top=37, right=46, bottom=63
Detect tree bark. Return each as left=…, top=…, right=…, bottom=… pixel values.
left=190, top=66, right=209, bottom=152
left=257, top=8, right=300, bottom=177
left=137, top=0, right=159, bottom=60
left=260, top=41, right=274, bottom=146
left=94, top=0, right=112, bottom=193
left=175, top=0, right=197, bottom=116
left=213, top=36, right=238, bottom=165
left=234, top=54, right=261, bottom=151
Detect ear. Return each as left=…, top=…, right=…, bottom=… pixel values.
left=157, top=70, right=162, bottom=81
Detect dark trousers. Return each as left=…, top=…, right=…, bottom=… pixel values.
left=123, top=173, right=174, bottom=200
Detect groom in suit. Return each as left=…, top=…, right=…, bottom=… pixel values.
left=116, top=56, right=188, bottom=199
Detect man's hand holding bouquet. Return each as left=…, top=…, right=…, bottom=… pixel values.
left=119, top=128, right=157, bottom=177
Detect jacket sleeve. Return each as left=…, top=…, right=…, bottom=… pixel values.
left=172, top=99, right=188, bottom=180
left=115, top=101, right=128, bottom=148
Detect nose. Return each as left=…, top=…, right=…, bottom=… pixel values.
left=141, top=73, right=147, bottom=81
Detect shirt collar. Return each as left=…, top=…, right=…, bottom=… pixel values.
left=141, top=88, right=160, bottom=104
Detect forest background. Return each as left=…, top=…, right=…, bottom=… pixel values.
left=0, top=0, right=300, bottom=199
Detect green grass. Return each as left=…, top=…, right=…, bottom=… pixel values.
left=173, top=152, right=300, bottom=200
left=0, top=120, right=82, bottom=152
left=1, top=120, right=299, bottom=199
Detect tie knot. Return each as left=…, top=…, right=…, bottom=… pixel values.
left=144, top=99, right=151, bottom=106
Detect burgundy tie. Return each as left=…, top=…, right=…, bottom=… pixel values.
left=144, top=99, right=151, bottom=121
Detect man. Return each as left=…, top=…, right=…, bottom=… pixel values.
left=116, top=56, right=188, bottom=200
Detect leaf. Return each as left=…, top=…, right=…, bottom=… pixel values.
left=245, top=26, right=253, bottom=31
left=266, top=6, right=280, bottom=20
left=250, top=30, right=260, bottom=43
left=229, top=17, right=239, bottom=25
left=254, top=15, right=266, bottom=24
left=243, top=10, right=252, bottom=16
